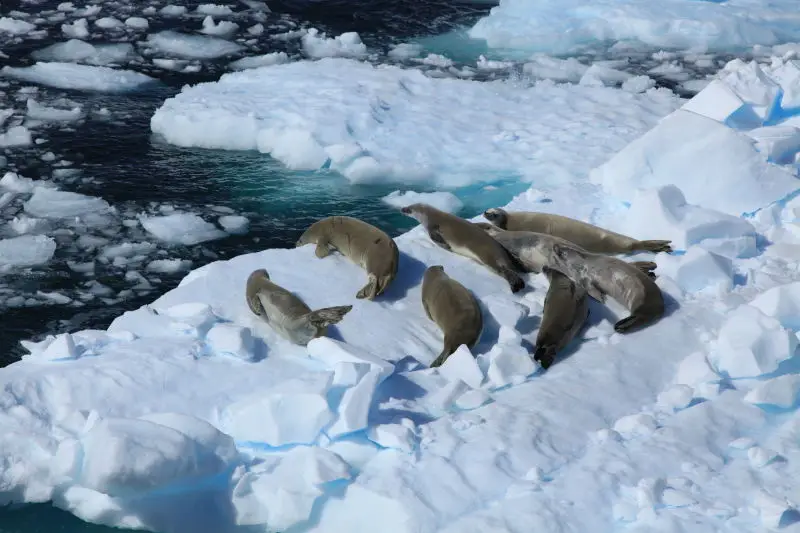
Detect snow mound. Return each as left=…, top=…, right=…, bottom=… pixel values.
left=656, top=247, right=734, bottom=294
left=1, top=62, right=155, bottom=93
left=151, top=57, right=680, bottom=187
left=744, top=374, right=800, bottom=409
left=382, top=190, right=464, bottom=214
left=749, top=282, right=800, bottom=331
left=469, top=0, right=800, bottom=55
left=711, top=304, right=799, bottom=379
left=140, top=213, right=228, bottom=245
left=619, top=185, right=757, bottom=257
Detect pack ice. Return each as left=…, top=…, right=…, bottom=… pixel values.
left=2, top=55, right=800, bottom=533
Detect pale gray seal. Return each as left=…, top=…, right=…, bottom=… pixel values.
left=483, top=208, right=672, bottom=254
left=246, top=269, right=352, bottom=345
left=474, top=223, right=658, bottom=279
left=296, top=215, right=399, bottom=300
left=421, top=265, right=483, bottom=367
left=400, top=203, right=525, bottom=293
left=474, top=226, right=665, bottom=333
left=534, top=267, right=589, bottom=370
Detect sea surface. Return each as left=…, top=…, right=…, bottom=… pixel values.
left=0, top=0, right=745, bottom=529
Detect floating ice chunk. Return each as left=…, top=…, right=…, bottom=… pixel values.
left=657, top=384, right=695, bottom=411
left=60, top=416, right=236, bottom=496
left=387, top=43, right=422, bottom=60
left=221, top=376, right=334, bottom=446
left=367, top=422, right=417, bottom=453
left=416, top=54, right=453, bottom=68
left=206, top=324, right=255, bottom=361
left=10, top=215, right=51, bottom=235
left=246, top=24, right=264, bottom=36
left=711, top=305, right=799, bottom=379
left=476, top=55, right=513, bottom=71
left=24, top=332, right=79, bottom=362
left=200, top=16, right=239, bottom=38
left=61, top=18, right=89, bottom=39
left=613, top=413, right=657, bottom=439
left=125, top=17, right=149, bottom=30
left=522, top=55, right=587, bottom=83
left=744, top=374, right=800, bottom=409
left=436, top=345, right=484, bottom=389
left=0, top=126, right=32, bottom=148
left=675, top=351, right=719, bottom=388
left=256, top=128, right=329, bottom=170
left=302, top=28, right=367, bottom=59
left=656, top=247, right=734, bottom=293
left=159, top=5, right=188, bottom=17
left=232, top=447, right=350, bottom=529
left=621, top=185, right=756, bottom=255
left=1, top=171, right=39, bottom=193
left=327, top=368, right=383, bottom=438
left=382, top=190, right=463, bottom=214
left=749, top=281, right=800, bottom=331
left=755, top=491, right=797, bottom=529
left=197, top=4, right=234, bottom=16
left=486, top=344, right=538, bottom=389
left=95, top=17, right=122, bottom=29
left=579, top=64, right=632, bottom=87
left=26, top=99, right=82, bottom=122
left=145, top=31, right=244, bottom=59
left=32, top=40, right=135, bottom=67
left=306, top=337, right=395, bottom=379
left=25, top=188, right=110, bottom=218
left=229, top=52, right=288, bottom=70
left=140, top=213, right=227, bottom=245
left=591, top=110, right=799, bottom=217
left=0, top=17, right=36, bottom=35
left=1, top=63, right=155, bottom=93
left=746, top=125, right=800, bottom=164
left=0, top=235, right=57, bottom=267
left=218, top=215, right=249, bottom=234
left=99, top=242, right=157, bottom=259
left=145, top=258, right=192, bottom=273
left=621, top=75, right=656, bottom=93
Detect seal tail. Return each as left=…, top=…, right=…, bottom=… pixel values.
left=500, top=266, right=525, bottom=293
left=533, top=345, right=557, bottom=370
left=430, top=337, right=463, bottom=368
left=636, top=240, right=673, bottom=254
left=306, top=305, right=353, bottom=329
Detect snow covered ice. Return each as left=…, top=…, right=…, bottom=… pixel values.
left=6, top=19, right=800, bottom=533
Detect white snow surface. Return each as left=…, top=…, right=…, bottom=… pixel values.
left=1, top=62, right=155, bottom=93
left=469, top=0, right=800, bottom=55
left=4, top=55, right=800, bottom=533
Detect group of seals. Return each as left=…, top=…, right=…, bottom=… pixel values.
left=244, top=203, right=672, bottom=370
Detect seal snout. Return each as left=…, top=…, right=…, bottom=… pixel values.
left=400, top=206, right=412, bottom=215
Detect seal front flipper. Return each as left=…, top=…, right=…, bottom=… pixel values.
left=635, top=240, right=673, bottom=254
left=613, top=314, right=650, bottom=333
left=630, top=261, right=657, bottom=273
left=356, top=274, right=378, bottom=300
left=315, top=241, right=332, bottom=258
left=427, top=225, right=452, bottom=251
left=305, top=305, right=353, bottom=329
left=585, top=282, right=606, bottom=303
left=533, top=345, right=556, bottom=370
left=499, top=266, right=525, bottom=293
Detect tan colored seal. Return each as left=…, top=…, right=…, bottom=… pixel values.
left=534, top=267, right=589, bottom=369
left=421, top=265, right=483, bottom=367
left=296, top=216, right=399, bottom=300
left=483, top=208, right=672, bottom=254
left=246, top=269, right=352, bottom=345
left=400, top=203, right=525, bottom=293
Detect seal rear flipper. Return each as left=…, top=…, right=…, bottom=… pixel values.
left=533, top=345, right=557, bottom=370
left=356, top=275, right=378, bottom=300
left=586, top=282, right=606, bottom=303
left=315, top=242, right=332, bottom=258
left=499, top=266, right=525, bottom=293
left=636, top=240, right=673, bottom=254
left=613, top=313, right=656, bottom=334
left=630, top=261, right=657, bottom=273
left=430, top=337, right=461, bottom=367
left=306, top=305, right=353, bottom=329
